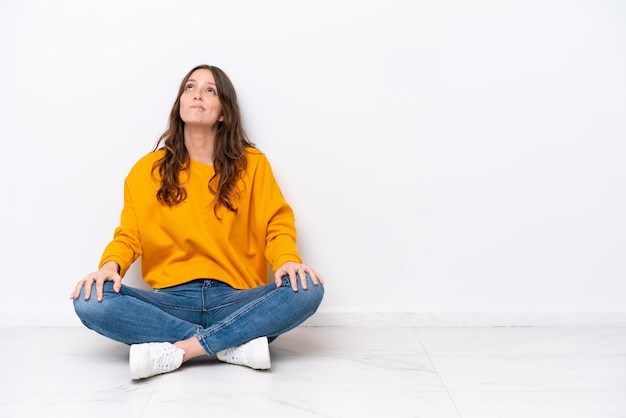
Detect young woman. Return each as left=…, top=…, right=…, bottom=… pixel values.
left=70, top=65, right=324, bottom=380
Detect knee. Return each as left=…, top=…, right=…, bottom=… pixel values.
left=306, top=277, right=324, bottom=306
left=281, top=274, right=324, bottom=296
left=72, top=294, right=100, bottom=323
left=292, top=273, right=324, bottom=308
left=72, top=282, right=115, bottom=322
left=291, top=274, right=324, bottom=319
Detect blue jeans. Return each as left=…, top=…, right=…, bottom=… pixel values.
left=73, top=274, right=324, bottom=355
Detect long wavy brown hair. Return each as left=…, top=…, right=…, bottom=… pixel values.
left=152, top=65, right=255, bottom=215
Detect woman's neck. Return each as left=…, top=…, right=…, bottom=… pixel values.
left=184, top=126, right=216, bottom=165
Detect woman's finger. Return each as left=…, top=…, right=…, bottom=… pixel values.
left=83, top=276, right=95, bottom=301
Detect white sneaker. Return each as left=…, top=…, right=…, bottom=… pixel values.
left=217, top=336, right=271, bottom=370
left=129, top=342, right=185, bottom=380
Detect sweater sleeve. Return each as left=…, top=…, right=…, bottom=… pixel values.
left=256, top=155, right=302, bottom=271
left=98, top=179, right=143, bottom=277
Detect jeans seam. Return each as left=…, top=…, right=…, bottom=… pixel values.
left=122, top=286, right=203, bottom=313
left=196, top=285, right=283, bottom=353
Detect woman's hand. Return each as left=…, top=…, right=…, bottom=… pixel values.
left=69, top=261, right=122, bottom=302
left=274, top=261, right=324, bottom=292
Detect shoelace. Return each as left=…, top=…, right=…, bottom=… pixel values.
left=153, top=346, right=182, bottom=372
left=222, top=346, right=245, bottom=362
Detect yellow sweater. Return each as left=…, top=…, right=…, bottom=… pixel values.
left=99, top=147, right=301, bottom=289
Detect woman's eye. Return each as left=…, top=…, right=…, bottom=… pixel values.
left=184, top=84, right=193, bottom=91
left=207, top=88, right=216, bottom=95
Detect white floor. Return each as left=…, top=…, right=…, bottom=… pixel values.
left=1, top=326, right=625, bottom=418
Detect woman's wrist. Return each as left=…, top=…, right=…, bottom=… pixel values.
left=101, top=260, right=121, bottom=274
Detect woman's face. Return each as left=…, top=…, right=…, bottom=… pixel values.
left=179, top=69, right=224, bottom=128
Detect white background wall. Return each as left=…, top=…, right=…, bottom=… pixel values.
left=1, top=0, right=625, bottom=327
